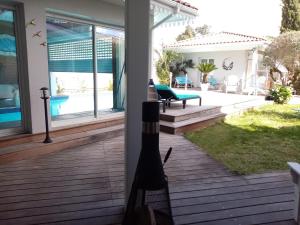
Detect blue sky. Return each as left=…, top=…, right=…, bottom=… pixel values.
left=187, top=0, right=282, bottom=37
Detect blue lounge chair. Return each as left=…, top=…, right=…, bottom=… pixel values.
left=174, top=76, right=193, bottom=88
left=208, top=76, right=218, bottom=89
left=155, top=84, right=201, bottom=111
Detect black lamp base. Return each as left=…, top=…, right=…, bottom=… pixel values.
left=43, top=137, right=53, bottom=144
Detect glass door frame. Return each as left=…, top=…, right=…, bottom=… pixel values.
left=46, top=13, right=125, bottom=122
left=0, top=4, right=29, bottom=137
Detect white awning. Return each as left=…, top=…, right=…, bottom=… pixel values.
left=151, top=0, right=198, bottom=29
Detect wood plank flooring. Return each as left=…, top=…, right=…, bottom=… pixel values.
left=0, top=133, right=295, bottom=225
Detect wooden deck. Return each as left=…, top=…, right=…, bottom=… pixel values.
left=0, top=133, right=295, bottom=225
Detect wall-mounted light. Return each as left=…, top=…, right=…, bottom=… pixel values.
left=26, top=19, right=36, bottom=28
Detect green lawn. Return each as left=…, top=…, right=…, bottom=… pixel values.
left=185, top=104, right=300, bottom=175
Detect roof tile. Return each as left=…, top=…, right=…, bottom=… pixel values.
left=171, top=0, right=198, bottom=10
left=165, top=32, right=267, bottom=48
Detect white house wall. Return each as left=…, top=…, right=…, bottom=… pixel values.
left=184, top=50, right=248, bottom=88
left=0, top=0, right=124, bottom=134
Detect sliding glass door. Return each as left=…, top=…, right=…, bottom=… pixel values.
left=95, top=26, right=125, bottom=113
left=46, top=17, right=125, bottom=122
left=0, top=8, right=23, bottom=131
left=47, top=18, right=94, bottom=121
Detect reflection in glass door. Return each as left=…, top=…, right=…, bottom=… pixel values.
left=46, top=17, right=125, bottom=123
left=47, top=18, right=94, bottom=121
left=0, top=8, right=23, bottom=131
left=95, top=27, right=125, bottom=114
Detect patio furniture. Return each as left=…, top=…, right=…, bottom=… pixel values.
left=224, top=75, right=240, bottom=93
left=155, top=84, right=201, bottom=111
left=0, top=84, right=19, bottom=107
left=208, top=76, right=218, bottom=89
left=174, top=75, right=193, bottom=88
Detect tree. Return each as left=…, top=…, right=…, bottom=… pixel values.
left=280, top=0, right=300, bottom=33
left=263, top=31, right=300, bottom=92
left=156, top=50, right=181, bottom=85
left=195, top=24, right=211, bottom=35
left=176, top=24, right=212, bottom=41
left=169, top=59, right=194, bottom=75
left=176, top=25, right=195, bottom=41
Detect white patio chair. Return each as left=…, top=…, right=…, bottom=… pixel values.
left=224, top=75, right=240, bottom=93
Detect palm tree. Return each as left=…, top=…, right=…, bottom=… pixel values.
left=196, top=63, right=218, bottom=83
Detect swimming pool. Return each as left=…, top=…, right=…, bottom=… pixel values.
left=0, top=96, right=69, bottom=123
left=0, top=92, right=117, bottom=124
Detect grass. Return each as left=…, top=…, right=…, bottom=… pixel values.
left=185, top=104, right=300, bottom=175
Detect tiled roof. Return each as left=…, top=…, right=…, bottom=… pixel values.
left=166, top=32, right=267, bottom=48
left=171, top=0, right=198, bottom=10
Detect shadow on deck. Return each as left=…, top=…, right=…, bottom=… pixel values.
left=0, top=133, right=295, bottom=225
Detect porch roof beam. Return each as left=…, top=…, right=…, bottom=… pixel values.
left=151, top=12, right=174, bottom=30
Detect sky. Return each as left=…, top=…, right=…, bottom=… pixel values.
left=187, top=0, right=282, bottom=37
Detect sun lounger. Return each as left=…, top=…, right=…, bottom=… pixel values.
left=155, top=84, right=201, bottom=111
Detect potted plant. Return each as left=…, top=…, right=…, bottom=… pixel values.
left=196, top=63, right=217, bottom=91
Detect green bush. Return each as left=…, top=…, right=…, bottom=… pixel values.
left=269, top=85, right=292, bottom=104
left=156, top=50, right=181, bottom=85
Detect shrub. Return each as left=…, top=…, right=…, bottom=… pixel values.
left=269, top=85, right=292, bottom=104
left=156, top=50, right=181, bottom=85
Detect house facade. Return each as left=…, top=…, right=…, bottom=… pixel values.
left=0, top=0, right=197, bottom=137
left=0, top=0, right=198, bottom=197
left=165, top=32, right=269, bottom=92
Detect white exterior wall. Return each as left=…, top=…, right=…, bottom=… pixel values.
left=184, top=50, right=248, bottom=88
left=2, top=0, right=124, bottom=134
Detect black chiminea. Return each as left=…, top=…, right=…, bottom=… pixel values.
left=122, top=101, right=174, bottom=225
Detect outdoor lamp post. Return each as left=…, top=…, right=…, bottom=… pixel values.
left=40, top=87, right=52, bottom=143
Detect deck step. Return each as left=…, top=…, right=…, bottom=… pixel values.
left=160, top=112, right=226, bottom=134
left=0, top=124, right=124, bottom=164
left=160, top=105, right=221, bottom=122
left=159, top=98, right=267, bottom=135
left=0, top=113, right=124, bottom=148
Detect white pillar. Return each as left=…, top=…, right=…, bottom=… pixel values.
left=23, top=1, right=51, bottom=133
left=288, top=162, right=300, bottom=225
left=125, top=0, right=150, bottom=200
left=149, top=13, right=154, bottom=78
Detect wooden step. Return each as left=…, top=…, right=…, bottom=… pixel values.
left=160, top=105, right=221, bottom=122
left=160, top=113, right=226, bottom=134
left=0, top=113, right=124, bottom=148
left=0, top=124, right=124, bottom=165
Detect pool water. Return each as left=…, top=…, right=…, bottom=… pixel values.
left=50, top=95, right=70, bottom=117
left=0, top=96, right=69, bottom=124
left=0, top=92, right=117, bottom=124
left=0, top=112, right=21, bottom=123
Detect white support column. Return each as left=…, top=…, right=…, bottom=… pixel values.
left=149, top=13, right=154, bottom=78
left=22, top=2, right=51, bottom=134
left=288, top=162, right=300, bottom=225
left=125, top=0, right=150, bottom=200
